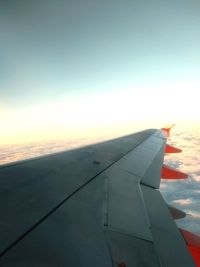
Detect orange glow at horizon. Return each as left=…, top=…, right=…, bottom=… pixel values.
left=1, top=82, right=200, bottom=145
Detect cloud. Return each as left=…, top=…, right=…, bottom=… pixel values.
left=192, top=174, right=200, bottom=182
left=160, top=128, right=200, bottom=235
left=173, top=198, right=193, bottom=206
left=160, top=183, right=167, bottom=189
left=0, top=137, right=102, bottom=165
left=0, top=134, right=115, bottom=165
left=187, top=211, right=200, bottom=219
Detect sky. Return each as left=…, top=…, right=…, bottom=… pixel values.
left=1, top=0, right=200, bottom=145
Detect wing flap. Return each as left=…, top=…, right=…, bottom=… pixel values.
left=105, top=166, right=152, bottom=241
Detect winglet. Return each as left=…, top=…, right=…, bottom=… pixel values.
left=180, top=228, right=200, bottom=266
left=161, top=164, right=188, bottom=179
left=165, top=144, right=182, bottom=153
left=161, top=124, right=175, bottom=137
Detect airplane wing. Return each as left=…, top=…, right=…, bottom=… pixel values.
left=0, top=128, right=199, bottom=266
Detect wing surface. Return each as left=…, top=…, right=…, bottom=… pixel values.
left=0, top=129, right=196, bottom=266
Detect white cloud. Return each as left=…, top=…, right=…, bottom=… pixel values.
left=173, top=198, right=193, bottom=206
left=187, top=211, right=200, bottom=219
left=193, top=174, right=200, bottom=182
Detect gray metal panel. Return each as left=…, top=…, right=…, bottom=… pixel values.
left=141, top=185, right=195, bottom=267
left=153, top=130, right=166, bottom=139
left=142, top=135, right=165, bottom=152
left=105, top=166, right=152, bottom=241
left=141, top=145, right=166, bottom=189
left=114, top=132, right=166, bottom=189
left=0, top=151, right=109, bottom=254
left=105, top=230, right=160, bottom=267
left=0, top=174, right=113, bottom=267
left=151, top=228, right=195, bottom=267
left=125, top=145, right=158, bottom=160
left=0, top=129, right=155, bottom=254
left=114, top=153, right=152, bottom=177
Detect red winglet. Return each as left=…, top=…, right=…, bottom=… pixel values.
left=161, top=124, right=175, bottom=137
left=165, top=144, right=182, bottom=153
left=180, top=228, right=200, bottom=267
left=161, top=164, right=188, bottom=179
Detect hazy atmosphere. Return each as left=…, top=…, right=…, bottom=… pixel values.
left=1, top=0, right=200, bottom=235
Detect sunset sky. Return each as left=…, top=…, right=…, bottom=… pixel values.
left=1, top=0, right=200, bottom=145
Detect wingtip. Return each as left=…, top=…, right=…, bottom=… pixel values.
left=161, top=124, right=175, bottom=137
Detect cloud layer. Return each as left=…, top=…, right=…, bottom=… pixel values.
left=161, top=128, right=200, bottom=235
left=0, top=136, right=108, bottom=165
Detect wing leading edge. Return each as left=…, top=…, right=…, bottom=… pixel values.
left=0, top=128, right=197, bottom=266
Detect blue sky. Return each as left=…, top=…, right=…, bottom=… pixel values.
left=1, top=0, right=200, bottom=144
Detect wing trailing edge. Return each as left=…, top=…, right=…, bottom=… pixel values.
left=161, top=124, right=175, bottom=137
